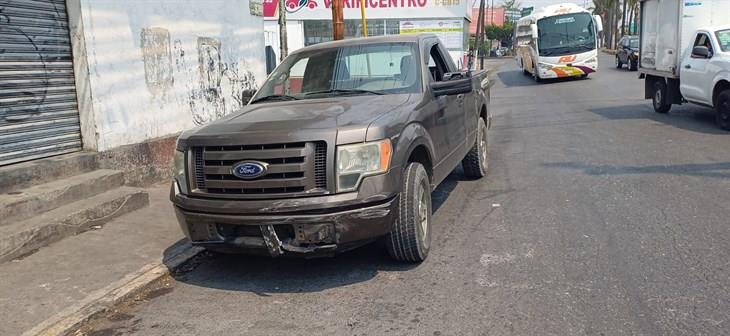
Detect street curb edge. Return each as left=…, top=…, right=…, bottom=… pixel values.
left=22, top=245, right=204, bottom=336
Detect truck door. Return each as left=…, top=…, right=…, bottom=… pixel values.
left=425, top=42, right=466, bottom=163
left=680, top=32, right=714, bottom=104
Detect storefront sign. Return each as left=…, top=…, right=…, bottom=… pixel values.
left=263, top=0, right=469, bottom=20
left=399, top=20, right=463, bottom=49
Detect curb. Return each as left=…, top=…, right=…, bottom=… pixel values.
left=22, top=245, right=204, bottom=336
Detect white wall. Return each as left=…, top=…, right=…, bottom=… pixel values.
left=78, top=0, right=266, bottom=151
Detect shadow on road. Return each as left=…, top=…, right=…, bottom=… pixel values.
left=589, top=104, right=727, bottom=135
left=162, top=169, right=466, bottom=294
left=496, top=70, right=590, bottom=88
left=542, top=161, right=730, bottom=179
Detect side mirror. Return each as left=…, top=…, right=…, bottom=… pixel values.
left=430, top=77, right=472, bottom=97
left=692, top=46, right=711, bottom=58
left=594, top=15, right=603, bottom=33
left=530, top=24, right=538, bottom=39
left=443, top=71, right=467, bottom=81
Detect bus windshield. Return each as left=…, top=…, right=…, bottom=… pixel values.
left=537, top=13, right=596, bottom=57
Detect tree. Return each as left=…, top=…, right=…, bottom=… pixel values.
left=502, top=0, right=521, bottom=9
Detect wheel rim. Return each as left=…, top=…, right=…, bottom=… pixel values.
left=479, top=125, right=488, bottom=172
left=721, top=99, right=730, bottom=123
left=655, top=89, right=662, bottom=108
left=418, top=187, right=428, bottom=243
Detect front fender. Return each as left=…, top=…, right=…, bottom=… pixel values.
left=392, top=121, right=436, bottom=172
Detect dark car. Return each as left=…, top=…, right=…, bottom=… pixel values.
left=616, top=35, right=639, bottom=71
left=171, top=35, right=491, bottom=262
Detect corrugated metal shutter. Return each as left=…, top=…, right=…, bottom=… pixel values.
left=0, top=0, right=82, bottom=166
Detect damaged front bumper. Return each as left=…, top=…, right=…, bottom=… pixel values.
left=173, top=190, right=398, bottom=257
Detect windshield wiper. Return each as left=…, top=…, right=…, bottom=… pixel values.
left=304, top=89, right=384, bottom=96
left=249, top=94, right=300, bottom=104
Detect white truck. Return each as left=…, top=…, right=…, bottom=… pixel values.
left=639, top=0, right=730, bottom=130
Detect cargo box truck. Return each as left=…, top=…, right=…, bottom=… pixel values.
left=639, top=0, right=730, bottom=129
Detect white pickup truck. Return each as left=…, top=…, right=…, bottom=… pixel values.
left=638, top=0, right=730, bottom=130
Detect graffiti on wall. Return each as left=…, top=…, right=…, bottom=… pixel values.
left=141, top=30, right=258, bottom=126
left=140, top=27, right=174, bottom=96
left=188, top=37, right=258, bottom=125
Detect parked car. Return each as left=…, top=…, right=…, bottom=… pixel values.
left=639, top=0, right=730, bottom=130
left=616, top=35, right=639, bottom=71
left=171, top=34, right=492, bottom=262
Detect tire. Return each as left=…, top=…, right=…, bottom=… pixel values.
left=386, top=162, right=431, bottom=262
left=716, top=90, right=730, bottom=131
left=629, top=60, right=638, bottom=71
left=652, top=80, right=672, bottom=114
left=616, top=56, right=623, bottom=69
left=532, top=64, right=541, bottom=83
left=462, top=118, right=489, bottom=179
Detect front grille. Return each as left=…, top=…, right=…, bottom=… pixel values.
left=191, top=141, right=328, bottom=198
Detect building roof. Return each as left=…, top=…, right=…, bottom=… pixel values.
left=290, top=34, right=435, bottom=54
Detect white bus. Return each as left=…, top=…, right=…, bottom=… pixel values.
left=515, top=3, right=603, bottom=81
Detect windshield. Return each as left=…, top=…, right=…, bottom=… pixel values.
left=717, top=29, right=730, bottom=52
left=253, top=43, right=421, bottom=102
left=630, top=38, right=639, bottom=49
left=537, top=13, right=596, bottom=57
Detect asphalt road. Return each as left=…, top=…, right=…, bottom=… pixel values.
left=80, top=54, right=730, bottom=336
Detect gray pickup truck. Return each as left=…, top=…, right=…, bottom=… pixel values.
left=172, top=34, right=491, bottom=262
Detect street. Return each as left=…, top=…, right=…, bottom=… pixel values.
left=77, top=54, right=730, bottom=336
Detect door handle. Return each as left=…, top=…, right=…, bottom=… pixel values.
left=684, top=64, right=691, bottom=69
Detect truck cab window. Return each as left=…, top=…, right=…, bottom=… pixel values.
left=427, top=44, right=449, bottom=82
left=692, top=33, right=713, bottom=58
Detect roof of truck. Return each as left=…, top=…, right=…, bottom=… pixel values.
left=698, top=24, right=730, bottom=32
left=290, top=34, right=435, bottom=54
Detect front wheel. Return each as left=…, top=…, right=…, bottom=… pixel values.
left=462, top=118, right=489, bottom=179
left=652, top=80, right=671, bottom=114
left=616, top=56, right=623, bottom=69
left=629, top=60, right=638, bottom=71
left=386, top=162, right=431, bottom=262
left=716, top=90, right=730, bottom=131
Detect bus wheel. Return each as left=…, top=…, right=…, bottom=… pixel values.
left=532, top=65, right=541, bottom=83
left=653, top=80, right=671, bottom=114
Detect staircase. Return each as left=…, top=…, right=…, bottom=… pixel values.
left=0, top=152, right=149, bottom=263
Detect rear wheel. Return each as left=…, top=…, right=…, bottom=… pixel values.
left=462, top=118, right=489, bottom=179
left=716, top=90, right=730, bottom=131
left=386, top=162, right=431, bottom=262
left=652, top=80, right=671, bottom=114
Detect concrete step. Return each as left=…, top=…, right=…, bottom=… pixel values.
left=0, top=169, right=125, bottom=225
left=0, top=152, right=98, bottom=192
left=0, top=187, right=149, bottom=263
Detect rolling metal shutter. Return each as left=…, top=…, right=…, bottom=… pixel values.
left=0, top=0, right=82, bottom=166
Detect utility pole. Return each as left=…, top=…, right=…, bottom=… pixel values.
left=621, top=0, right=627, bottom=37
left=332, top=0, right=344, bottom=40
left=278, top=0, right=288, bottom=61
left=474, top=0, right=486, bottom=70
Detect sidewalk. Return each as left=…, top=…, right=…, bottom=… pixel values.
left=0, top=184, right=194, bottom=336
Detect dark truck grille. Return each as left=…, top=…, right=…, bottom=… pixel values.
left=191, top=142, right=327, bottom=198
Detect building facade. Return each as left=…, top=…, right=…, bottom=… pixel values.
left=263, top=0, right=470, bottom=68
left=1, top=0, right=266, bottom=170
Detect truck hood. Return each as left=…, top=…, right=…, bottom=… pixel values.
left=188, top=94, right=412, bottom=136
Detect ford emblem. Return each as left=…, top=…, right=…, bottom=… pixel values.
left=231, top=161, right=268, bottom=179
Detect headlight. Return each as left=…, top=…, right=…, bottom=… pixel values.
left=538, top=63, right=551, bottom=70
left=173, top=149, right=189, bottom=194
left=585, top=56, right=598, bottom=63
left=336, top=139, right=392, bottom=192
